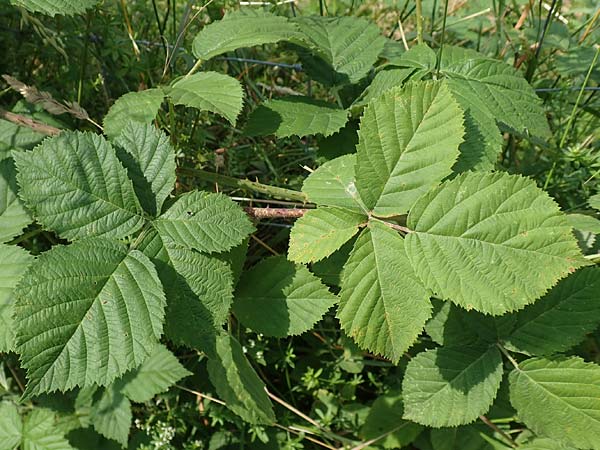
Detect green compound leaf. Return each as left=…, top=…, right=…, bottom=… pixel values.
left=302, top=154, right=365, bottom=212
left=509, top=357, right=600, bottom=449
left=139, top=230, right=234, bottom=356
left=192, top=10, right=301, bottom=61
left=500, top=267, right=600, bottom=356
left=10, top=0, right=97, bottom=16
left=14, top=238, right=166, bottom=398
left=293, top=16, right=386, bottom=85
left=352, top=67, right=415, bottom=109
left=0, top=158, right=31, bottom=243
left=103, top=89, right=164, bottom=140
left=0, top=402, right=21, bottom=450
left=288, top=207, right=365, bottom=264
left=91, top=384, right=131, bottom=447
left=244, top=96, right=348, bottom=138
left=13, top=131, right=144, bottom=240
left=338, top=221, right=431, bottom=362
left=169, top=72, right=244, bottom=125
left=402, top=346, right=503, bottom=427
left=355, top=81, right=464, bottom=217
left=442, top=55, right=551, bottom=140
left=0, top=244, right=33, bottom=353
left=233, top=256, right=337, bottom=338
left=114, top=123, right=176, bottom=217
left=207, top=333, right=275, bottom=425
left=121, top=344, right=191, bottom=403
left=406, top=171, right=585, bottom=315
left=22, top=409, right=74, bottom=450
left=360, top=390, right=423, bottom=449
left=154, top=191, right=255, bottom=254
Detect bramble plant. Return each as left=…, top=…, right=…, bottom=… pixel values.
left=1, top=0, right=600, bottom=449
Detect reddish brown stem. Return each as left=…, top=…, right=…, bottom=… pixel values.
left=244, top=207, right=308, bottom=220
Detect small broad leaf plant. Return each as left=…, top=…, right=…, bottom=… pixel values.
left=1, top=7, right=600, bottom=450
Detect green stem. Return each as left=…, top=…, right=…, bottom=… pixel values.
left=559, top=45, right=600, bottom=149
left=185, top=58, right=203, bottom=78
left=168, top=98, right=177, bottom=146
left=130, top=221, right=154, bottom=250
left=8, top=227, right=44, bottom=245
left=177, top=167, right=309, bottom=202
left=435, top=0, right=450, bottom=76
left=496, top=343, right=519, bottom=370
left=430, top=0, right=438, bottom=33
left=151, top=0, right=167, bottom=55
left=416, top=0, right=424, bottom=44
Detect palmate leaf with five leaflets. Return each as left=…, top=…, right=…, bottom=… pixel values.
left=233, top=256, right=337, bottom=337
left=14, top=238, right=166, bottom=397
left=402, top=345, right=503, bottom=427
left=356, top=81, right=464, bottom=217
left=168, top=72, right=244, bottom=125
left=337, top=221, right=431, bottom=362
left=13, top=131, right=144, bottom=240
left=405, top=171, right=584, bottom=315
left=509, top=357, right=600, bottom=449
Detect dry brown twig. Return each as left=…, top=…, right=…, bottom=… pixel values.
left=2, top=75, right=102, bottom=130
